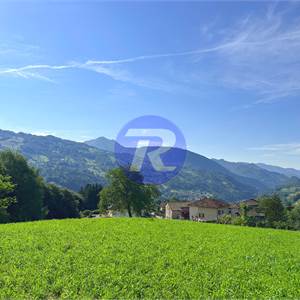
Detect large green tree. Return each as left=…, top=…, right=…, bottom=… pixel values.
left=0, top=150, right=43, bottom=222
left=79, top=183, right=102, bottom=211
left=288, top=203, right=300, bottom=230
left=258, top=195, right=285, bottom=227
left=0, top=174, right=16, bottom=223
left=99, top=167, right=160, bottom=217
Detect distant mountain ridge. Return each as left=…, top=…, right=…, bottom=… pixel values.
left=0, top=129, right=117, bottom=191
left=84, top=136, right=300, bottom=200
left=213, top=159, right=299, bottom=192
left=0, top=129, right=299, bottom=201
left=85, top=137, right=117, bottom=153
left=256, top=163, right=300, bottom=179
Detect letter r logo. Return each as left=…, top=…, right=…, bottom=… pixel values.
left=115, top=115, right=186, bottom=185
left=124, top=129, right=177, bottom=172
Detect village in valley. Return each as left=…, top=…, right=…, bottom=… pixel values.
left=163, top=198, right=264, bottom=222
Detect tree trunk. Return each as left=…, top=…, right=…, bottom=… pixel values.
left=127, top=204, right=132, bottom=218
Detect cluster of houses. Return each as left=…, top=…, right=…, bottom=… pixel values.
left=164, top=198, right=264, bottom=222
left=99, top=197, right=264, bottom=221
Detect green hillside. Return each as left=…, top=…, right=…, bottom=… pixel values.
left=1, top=129, right=299, bottom=201
left=0, top=129, right=117, bottom=190
left=85, top=136, right=117, bottom=153
left=257, top=163, right=300, bottom=179
left=1, top=218, right=300, bottom=299
left=214, top=159, right=298, bottom=191
left=161, top=165, right=257, bottom=201
left=277, top=185, right=300, bottom=206
left=0, top=129, right=258, bottom=200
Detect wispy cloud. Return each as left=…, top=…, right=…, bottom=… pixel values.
left=0, top=60, right=196, bottom=93
left=7, top=127, right=97, bottom=143
left=249, top=143, right=300, bottom=156
left=0, top=64, right=73, bottom=82
left=0, top=32, right=243, bottom=92
left=1, top=5, right=299, bottom=102
left=84, top=42, right=235, bottom=65
left=0, top=40, right=40, bottom=58
left=206, top=6, right=300, bottom=103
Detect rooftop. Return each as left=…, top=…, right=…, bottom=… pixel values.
left=166, top=201, right=191, bottom=210
left=188, top=198, right=229, bottom=209
left=240, top=199, right=258, bottom=206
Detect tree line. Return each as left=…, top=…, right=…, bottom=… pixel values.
left=1, top=149, right=299, bottom=231
left=0, top=150, right=160, bottom=223
left=218, top=195, right=300, bottom=231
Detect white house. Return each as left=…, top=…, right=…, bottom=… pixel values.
left=165, top=198, right=229, bottom=221
left=188, top=198, right=230, bottom=221
left=165, top=201, right=191, bottom=219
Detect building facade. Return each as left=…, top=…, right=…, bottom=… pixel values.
left=165, top=201, right=191, bottom=219
left=165, top=198, right=264, bottom=221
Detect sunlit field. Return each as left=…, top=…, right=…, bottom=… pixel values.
left=0, top=218, right=300, bottom=299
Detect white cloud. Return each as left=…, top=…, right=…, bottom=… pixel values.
left=30, top=131, right=57, bottom=137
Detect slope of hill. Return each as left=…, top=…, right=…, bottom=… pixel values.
left=257, top=163, right=300, bottom=179
left=0, top=129, right=117, bottom=190
left=0, top=130, right=258, bottom=200
left=87, top=137, right=261, bottom=200
left=88, top=137, right=299, bottom=200
left=85, top=136, right=117, bottom=152
left=1, top=218, right=300, bottom=299
left=162, top=151, right=258, bottom=201
left=276, top=185, right=300, bottom=206
left=214, top=159, right=300, bottom=192
left=1, top=129, right=298, bottom=201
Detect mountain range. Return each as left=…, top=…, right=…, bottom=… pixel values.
left=0, top=129, right=299, bottom=202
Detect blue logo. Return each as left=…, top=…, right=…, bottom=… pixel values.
left=115, top=115, right=186, bottom=185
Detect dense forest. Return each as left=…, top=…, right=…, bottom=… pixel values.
left=0, top=150, right=103, bottom=223
left=0, top=150, right=159, bottom=223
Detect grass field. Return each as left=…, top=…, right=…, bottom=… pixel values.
left=0, top=218, right=300, bottom=299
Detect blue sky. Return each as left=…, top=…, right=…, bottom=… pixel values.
left=1, top=1, right=300, bottom=168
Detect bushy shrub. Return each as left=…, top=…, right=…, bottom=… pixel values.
left=287, top=204, right=300, bottom=230
left=255, top=220, right=266, bottom=228
left=232, top=216, right=246, bottom=226
left=245, top=216, right=258, bottom=227
left=0, top=174, right=16, bottom=223
left=80, top=210, right=92, bottom=218
left=273, top=220, right=289, bottom=230
left=218, top=215, right=232, bottom=224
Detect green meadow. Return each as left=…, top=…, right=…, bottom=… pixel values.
left=0, top=218, right=300, bottom=299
